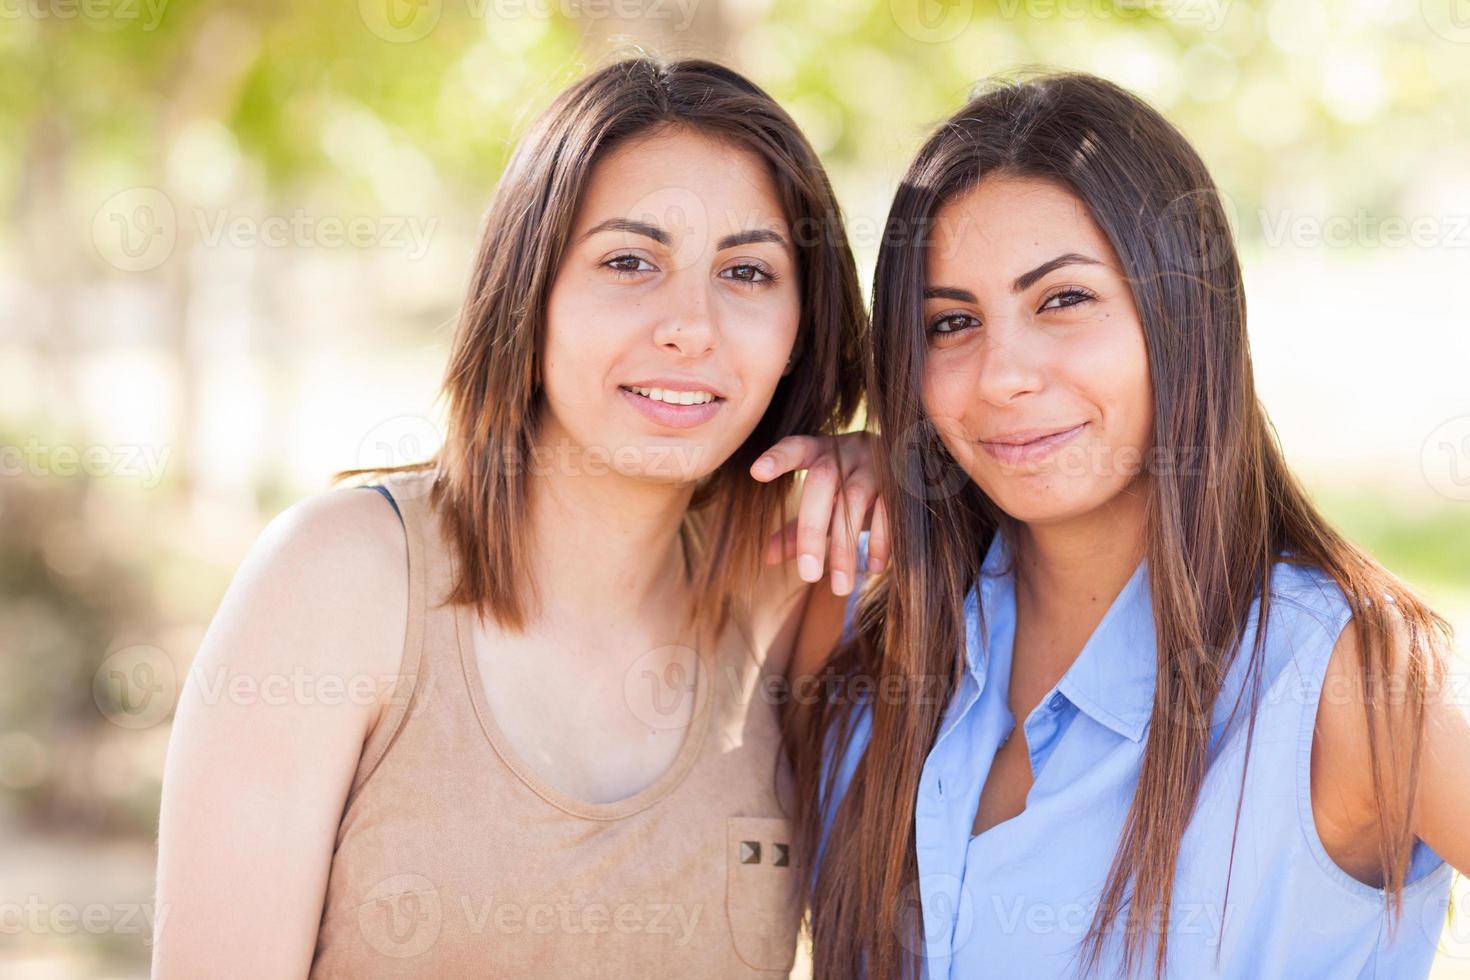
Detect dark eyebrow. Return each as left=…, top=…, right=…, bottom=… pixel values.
left=579, top=220, right=788, bottom=253
left=717, top=228, right=788, bottom=251
left=923, top=254, right=1102, bottom=304
left=1012, top=252, right=1101, bottom=292
left=923, top=286, right=977, bottom=302
left=580, top=218, right=670, bottom=245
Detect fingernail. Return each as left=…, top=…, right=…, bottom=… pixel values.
left=831, top=570, right=851, bottom=595
left=752, top=455, right=774, bottom=476
left=868, top=556, right=884, bottom=573
left=798, top=554, right=821, bottom=582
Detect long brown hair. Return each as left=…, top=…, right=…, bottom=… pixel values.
left=789, top=72, right=1453, bottom=980
left=334, top=56, right=865, bottom=638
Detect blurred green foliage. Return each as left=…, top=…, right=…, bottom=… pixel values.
left=7, top=0, right=1469, bottom=240
left=1319, top=488, right=1470, bottom=599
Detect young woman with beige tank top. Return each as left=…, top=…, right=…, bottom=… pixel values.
left=152, top=58, right=888, bottom=978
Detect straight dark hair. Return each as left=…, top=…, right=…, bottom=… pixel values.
left=335, top=56, right=865, bottom=639
left=789, top=71, right=1452, bottom=980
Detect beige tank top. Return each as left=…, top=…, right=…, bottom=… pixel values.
left=309, top=469, right=802, bottom=978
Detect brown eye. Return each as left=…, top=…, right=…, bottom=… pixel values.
left=928, top=313, right=979, bottom=336
left=1039, top=287, right=1096, bottom=311
left=722, top=262, right=776, bottom=284
left=605, top=254, right=655, bottom=275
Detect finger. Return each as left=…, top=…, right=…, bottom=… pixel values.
left=750, top=435, right=823, bottom=481
left=794, top=457, right=841, bottom=583
left=867, top=496, right=891, bottom=574
left=827, top=479, right=875, bottom=597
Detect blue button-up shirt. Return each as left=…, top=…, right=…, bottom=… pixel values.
left=820, top=532, right=1452, bottom=978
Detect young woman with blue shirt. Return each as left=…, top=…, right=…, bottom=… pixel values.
left=787, top=73, right=1464, bottom=979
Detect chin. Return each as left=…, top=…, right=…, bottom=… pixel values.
left=985, top=480, right=1114, bottom=528
left=608, top=439, right=725, bottom=484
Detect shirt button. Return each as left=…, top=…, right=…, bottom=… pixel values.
left=1048, top=692, right=1066, bottom=711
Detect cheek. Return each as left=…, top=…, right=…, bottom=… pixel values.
left=1097, top=323, right=1152, bottom=447
left=542, top=278, right=636, bottom=389
left=730, top=293, right=800, bottom=389
left=920, top=354, right=981, bottom=461
left=769, top=289, right=801, bottom=353
left=921, top=351, right=979, bottom=425
left=1069, top=316, right=1152, bottom=476
left=541, top=276, right=585, bottom=376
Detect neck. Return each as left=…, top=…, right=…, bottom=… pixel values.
left=523, top=432, right=697, bottom=629
left=1013, top=479, right=1149, bottom=621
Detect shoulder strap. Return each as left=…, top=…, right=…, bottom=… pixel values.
left=344, top=473, right=433, bottom=802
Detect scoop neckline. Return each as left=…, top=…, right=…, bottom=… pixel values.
left=453, top=600, right=715, bottom=821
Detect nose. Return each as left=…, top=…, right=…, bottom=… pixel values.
left=651, top=275, right=718, bottom=358
left=973, top=318, right=1044, bottom=406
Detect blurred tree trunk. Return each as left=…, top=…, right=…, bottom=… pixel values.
left=16, top=110, right=80, bottom=439
left=153, top=13, right=260, bottom=508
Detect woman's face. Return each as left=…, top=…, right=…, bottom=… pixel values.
left=920, top=175, right=1153, bottom=527
left=540, top=125, right=801, bottom=483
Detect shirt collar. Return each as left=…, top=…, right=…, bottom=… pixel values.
left=967, top=532, right=1158, bottom=743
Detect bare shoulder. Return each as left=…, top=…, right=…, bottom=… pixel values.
left=152, top=484, right=412, bottom=978
left=1310, top=606, right=1462, bottom=884
left=214, top=484, right=411, bottom=729
left=1313, top=609, right=1430, bottom=791
left=259, top=484, right=409, bottom=593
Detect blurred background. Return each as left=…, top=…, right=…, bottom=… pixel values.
left=3, top=0, right=1468, bottom=975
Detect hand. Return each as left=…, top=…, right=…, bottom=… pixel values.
left=748, top=431, right=890, bottom=596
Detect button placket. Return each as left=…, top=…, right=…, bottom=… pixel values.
left=934, top=674, right=979, bottom=749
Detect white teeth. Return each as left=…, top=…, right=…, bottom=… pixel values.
left=625, top=386, right=717, bottom=405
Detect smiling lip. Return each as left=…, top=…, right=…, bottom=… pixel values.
left=978, top=422, right=1088, bottom=466
left=618, top=378, right=727, bottom=430
left=622, top=377, right=728, bottom=398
